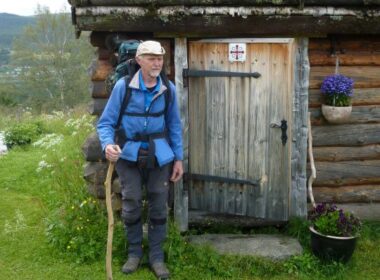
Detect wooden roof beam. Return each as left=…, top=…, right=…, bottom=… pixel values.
left=74, top=6, right=380, bottom=36
left=69, top=0, right=380, bottom=7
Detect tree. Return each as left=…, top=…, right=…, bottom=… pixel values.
left=11, top=6, right=95, bottom=112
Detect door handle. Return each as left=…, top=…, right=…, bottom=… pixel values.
left=270, top=119, right=288, bottom=145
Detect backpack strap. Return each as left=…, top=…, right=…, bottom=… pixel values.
left=115, top=76, right=132, bottom=129
left=160, top=70, right=172, bottom=116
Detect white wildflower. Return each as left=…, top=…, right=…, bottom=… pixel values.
left=33, top=134, right=64, bottom=149
left=36, top=160, right=52, bottom=172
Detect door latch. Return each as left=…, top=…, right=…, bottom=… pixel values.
left=270, top=119, right=288, bottom=145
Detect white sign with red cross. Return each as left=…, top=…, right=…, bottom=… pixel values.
left=229, top=43, right=246, bottom=62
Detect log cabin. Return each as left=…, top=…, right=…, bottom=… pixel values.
left=70, top=0, right=380, bottom=230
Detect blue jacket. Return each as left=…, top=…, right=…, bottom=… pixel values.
left=97, top=70, right=183, bottom=166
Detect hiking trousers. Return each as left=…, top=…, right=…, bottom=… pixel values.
left=115, top=159, right=171, bottom=264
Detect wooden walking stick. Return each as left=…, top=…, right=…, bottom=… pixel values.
left=104, top=161, right=115, bottom=280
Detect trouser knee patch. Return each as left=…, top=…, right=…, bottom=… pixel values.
left=150, top=217, right=167, bottom=225
left=124, top=216, right=141, bottom=226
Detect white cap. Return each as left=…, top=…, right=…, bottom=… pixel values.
left=136, top=40, right=166, bottom=56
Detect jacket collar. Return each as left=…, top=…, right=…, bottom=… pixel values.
left=128, top=69, right=167, bottom=95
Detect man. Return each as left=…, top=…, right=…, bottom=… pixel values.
left=97, top=40, right=183, bottom=279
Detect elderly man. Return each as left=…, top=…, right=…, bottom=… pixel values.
left=97, top=40, right=183, bottom=279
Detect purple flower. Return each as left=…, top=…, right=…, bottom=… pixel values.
left=321, top=74, right=354, bottom=97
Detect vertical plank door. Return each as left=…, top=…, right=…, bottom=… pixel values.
left=188, top=39, right=294, bottom=221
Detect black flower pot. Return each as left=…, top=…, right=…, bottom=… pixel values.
left=309, top=226, right=357, bottom=263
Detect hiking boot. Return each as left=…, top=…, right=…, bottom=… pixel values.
left=151, top=262, right=170, bottom=279
left=121, top=257, right=141, bottom=274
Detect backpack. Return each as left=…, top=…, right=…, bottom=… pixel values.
left=106, top=39, right=140, bottom=94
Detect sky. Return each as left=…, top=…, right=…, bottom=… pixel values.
left=0, top=0, right=69, bottom=16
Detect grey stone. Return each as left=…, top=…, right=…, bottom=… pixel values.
left=188, top=234, right=303, bottom=261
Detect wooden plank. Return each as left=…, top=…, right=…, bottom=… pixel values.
left=266, top=43, right=292, bottom=221
left=309, top=88, right=380, bottom=108
left=313, top=144, right=380, bottom=161
left=309, top=51, right=380, bottom=66
left=309, top=66, right=380, bottom=89
left=174, top=38, right=189, bottom=232
left=313, top=185, right=380, bottom=203
left=310, top=105, right=380, bottom=125
left=90, top=59, right=113, bottom=81
left=289, top=38, right=309, bottom=218
left=311, top=160, right=380, bottom=187
left=82, top=132, right=106, bottom=162
left=312, top=123, right=380, bottom=146
left=188, top=41, right=207, bottom=212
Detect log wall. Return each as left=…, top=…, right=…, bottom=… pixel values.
left=309, top=36, right=380, bottom=204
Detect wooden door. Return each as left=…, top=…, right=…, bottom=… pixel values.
left=188, top=39, right=294, bottom=221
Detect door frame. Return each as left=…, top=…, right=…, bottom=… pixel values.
left=173, top=37, right=309, bottom=231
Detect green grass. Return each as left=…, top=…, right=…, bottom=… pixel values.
left=0, top=110, right=380, bottom=280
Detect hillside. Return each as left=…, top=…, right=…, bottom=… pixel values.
left=0, top=13, right=35, bottom=48
left=0, top=13, right=36, bottom=65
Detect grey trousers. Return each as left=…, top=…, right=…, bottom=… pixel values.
left=115, top=159, right=171, bottom=264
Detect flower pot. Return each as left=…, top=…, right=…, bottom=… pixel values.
left=309, top=226, right=357, bottom=263
left=321, top=104, right=352, bottom=124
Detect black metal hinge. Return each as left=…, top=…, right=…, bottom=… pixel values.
left=184, top=173, right=258, bottom=187
left=182, top=69, right=261, bottom=87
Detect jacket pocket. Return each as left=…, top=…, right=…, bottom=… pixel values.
left=154, top=138, right=175, bottom=166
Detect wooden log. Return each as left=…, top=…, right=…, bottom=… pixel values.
left=312, top=123, right=380, bottom=146
left=334, top=203, right=380, bottom=221
left=82, top=132, right=106, bottom=162
left=313, top=144, right=380, bottom=161
left=309, top=88, right=380, bottom=108
left=90, top=31, right=151, bottom=48
left=75, top=10, right=380, bottom=36
left=90, top=59, right=113, bottom=81
left=89, top=98, right=108, bottom=116
left=97, top=48, right=114, bottom=60
left=309, top=51, right=380, bottom=66
left=311, top=160, right=380, bottom=187
left=309, top=105, right=380, bottom=125
left=309, top=37, right=380, bottom=52
left=309, top=66, right=380, bottom=89
left=91, top=81, right=109, bottom=99
left=84, top=161, right=109, bottom=185
left=70, top=0, right=380, bottom=7
left=313, top=185, right=380, bottom=203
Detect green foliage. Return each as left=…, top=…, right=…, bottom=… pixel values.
left=309, top=203, right=362, bottom=237
left=4, top=120, right=44, bottom=148
left=1, top=109, right=380, bottom=279
left=324, top=94, right=351, bottom=107
left=8, top=7, right=95, bottom=112
left=45, top=196, right=109, bottom=263
left=314, top=211, right=342, bottom=236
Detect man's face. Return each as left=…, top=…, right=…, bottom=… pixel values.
left=136, top=54, right=164, bottom=79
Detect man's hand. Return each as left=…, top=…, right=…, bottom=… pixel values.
left=170, top=160, right=183, bottom=183
left=105, top=144, right=122, bottom=162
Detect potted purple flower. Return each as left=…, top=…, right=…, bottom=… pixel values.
left=308, top=203, right=361, bottom=263
left=320, top=74, right=354, bottom=124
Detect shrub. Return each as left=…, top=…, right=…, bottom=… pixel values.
left=4, top=121, right=44, bottom=148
